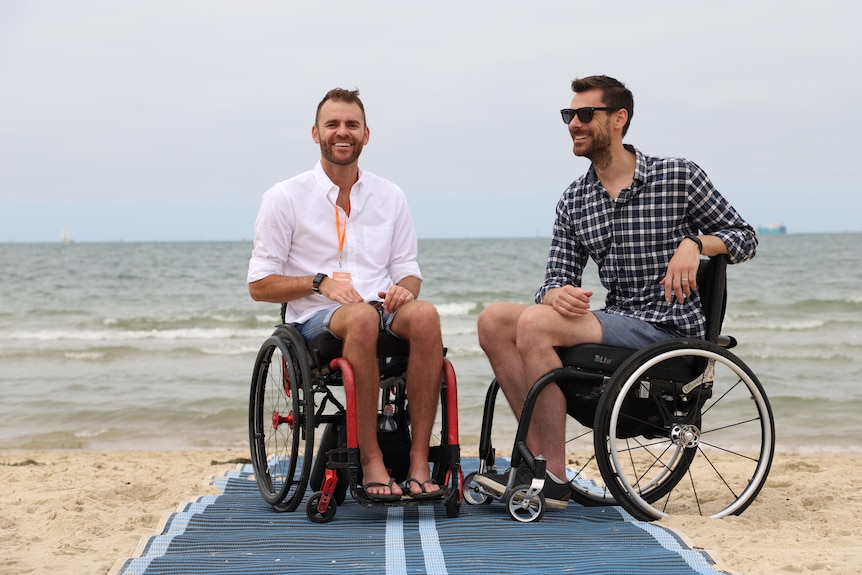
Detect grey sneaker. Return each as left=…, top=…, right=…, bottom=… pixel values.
left=474, top=462, right=570, bottom=510
left=474, top=462, right=532, bottom=496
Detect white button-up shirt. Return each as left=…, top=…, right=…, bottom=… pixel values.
left=248, top=162, right=422, bottom=324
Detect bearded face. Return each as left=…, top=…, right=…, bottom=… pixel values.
left=571, top=115, right=614, bottom=161
left=313, top=100, right=369, bottom=168
left=565, top=90, right=621, bottom=167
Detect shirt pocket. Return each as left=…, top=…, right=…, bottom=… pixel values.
left=361, top=225, right=395, bottom=265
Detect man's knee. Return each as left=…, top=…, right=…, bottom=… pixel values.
left=478, top=303, right=502, bottom=335
left=410, top=300, right=440, bottom=325
left=513, top=305, right=565, bottom=354
left=399, top=301, right=441, bottom=341
left=337, top=303, right=380, bottom=341
left=516, top=306, right=600, bottom=350
left=478, top=303, right=517, bottom=348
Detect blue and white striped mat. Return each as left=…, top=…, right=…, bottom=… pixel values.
left=115, top=459, right=728, bottom=575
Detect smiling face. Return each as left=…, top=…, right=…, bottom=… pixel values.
left=312, top=99, right=370, bottom=168
left=566, top=89, right=616, bottom=160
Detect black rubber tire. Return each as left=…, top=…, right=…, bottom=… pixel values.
left=594, top=338, right=774, bottom=520
left=249, top=329, right=314, bottom=512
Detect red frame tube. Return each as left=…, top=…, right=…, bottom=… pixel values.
left=330, top=355, right=460, bottom=450
left=329, top=357, right=359, bottom=449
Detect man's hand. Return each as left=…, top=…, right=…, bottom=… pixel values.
left=378, top=285, right=415, bottom=313
left=544, top=285, right=593, bottom=318
left=660, top=240, right=701, bottom=303
left=319, top=276, right=364, bottom=304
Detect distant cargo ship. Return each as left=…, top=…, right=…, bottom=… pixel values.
left=757, top=223, right=787, bottom=234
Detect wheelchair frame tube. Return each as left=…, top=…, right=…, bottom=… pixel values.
left=477, top=380, right=500, bottom=466
left=442, top=357, right=459, bottom=445
left=331, top=356, right=460, bottom=450
left=512, top=367, right=602, bottom=471
left=329, top=357, right=360, bottom=449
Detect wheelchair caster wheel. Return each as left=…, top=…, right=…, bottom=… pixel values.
left=463, top=472, right=493, bottom=505
left=446, top=492, right=461, bottom=518
left=506, top=484, right=545, bottom=523
left=443, top=472, right=462, bottom=518
left=306, top=491, right=337, bottom=523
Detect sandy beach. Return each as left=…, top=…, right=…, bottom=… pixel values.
left=1, top=449, right=860, bottom=575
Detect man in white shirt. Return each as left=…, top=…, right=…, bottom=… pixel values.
left=248, top=88, right=443, bottom=500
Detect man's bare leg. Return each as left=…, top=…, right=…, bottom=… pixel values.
left=391, top=300, right=444, bottom=495
left=478, top=302, right=531, bottom=417
left=330, top=303, right=402, bottom=497
left=513, top=304, right=602, bottom=480
left=478, top=302, right=602, bottom=481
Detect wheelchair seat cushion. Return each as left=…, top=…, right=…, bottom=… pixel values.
left=557, top=344, right=637, bottom=374
left=305, top=330, right=410, bottom=363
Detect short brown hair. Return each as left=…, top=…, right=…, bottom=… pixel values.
left=315, top=88, right=366, bottom=125
left=571, top=75, right=634, bottom=136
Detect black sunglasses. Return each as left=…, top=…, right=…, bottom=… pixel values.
left=560, top=107, right=619, bottom=124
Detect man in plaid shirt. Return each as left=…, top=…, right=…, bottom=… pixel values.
left=474, top=75, right=757, bottom=508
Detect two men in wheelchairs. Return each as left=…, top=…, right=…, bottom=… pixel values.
left=247, top=76, right=760, bottom=517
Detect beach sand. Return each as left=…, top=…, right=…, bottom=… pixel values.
left=1, top=449, right=860, bottom=575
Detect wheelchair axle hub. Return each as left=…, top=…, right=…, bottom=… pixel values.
left=272, top=410, right=294, bottom=430
left=670, top=424, right=700, bottom=448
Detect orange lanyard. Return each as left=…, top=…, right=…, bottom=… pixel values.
left=335, top=201, right=350, bottom=268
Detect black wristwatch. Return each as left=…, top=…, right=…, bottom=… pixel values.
left=685, top=235, right=703, bottom=253
left=312, top=273, right=327, bottom=293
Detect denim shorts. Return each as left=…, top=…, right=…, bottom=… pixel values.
left=594, top=311, right=681, bottom=349
left=296, top=303, right=398, bottom=342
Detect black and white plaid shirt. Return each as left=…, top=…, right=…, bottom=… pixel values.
left=537, top=145, right=757, bottom=339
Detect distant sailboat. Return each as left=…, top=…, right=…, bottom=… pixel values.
left=61, top=226, right=74, bottom=243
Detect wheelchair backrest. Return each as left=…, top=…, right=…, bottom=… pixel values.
left=698, top=254, right=728, bottom=343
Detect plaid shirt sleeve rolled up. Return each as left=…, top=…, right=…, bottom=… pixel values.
left=536, top=145, right=757, bottom=339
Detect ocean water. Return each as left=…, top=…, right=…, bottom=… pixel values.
left=1, top=235, right=860, bottom=454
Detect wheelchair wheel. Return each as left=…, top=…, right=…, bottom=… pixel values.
left=506, top=484, right=545, bottom=523
left=306, top=492, right=337, bottom=523
left=462, top=471, right=492, bottom=505
left=594, top=338, right=775, bottom=520
left=249, top=328, right=314, bottom=512
left=443, top=467, right=462, bottom=518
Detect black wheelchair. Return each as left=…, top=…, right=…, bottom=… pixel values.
left=464, top=255, right=775, bottom=522
left=248, top=303, right=461, bottom=523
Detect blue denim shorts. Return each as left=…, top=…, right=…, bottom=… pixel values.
left=594, top=311, right=681, bottom=349
left=296, top=303, right=398, bottom=342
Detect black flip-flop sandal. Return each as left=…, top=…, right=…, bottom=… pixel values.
left=402, top=477, right=446, bottom=500
left=360, top=478, right=402, bottom=502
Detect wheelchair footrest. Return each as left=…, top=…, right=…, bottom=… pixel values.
left=324, top=447, right=359, bottom=475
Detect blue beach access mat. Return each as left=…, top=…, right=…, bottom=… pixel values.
left=114, top=458, right=729, bottom=575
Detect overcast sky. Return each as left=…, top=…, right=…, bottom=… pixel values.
left=2, top=0, right=860, bottom=243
